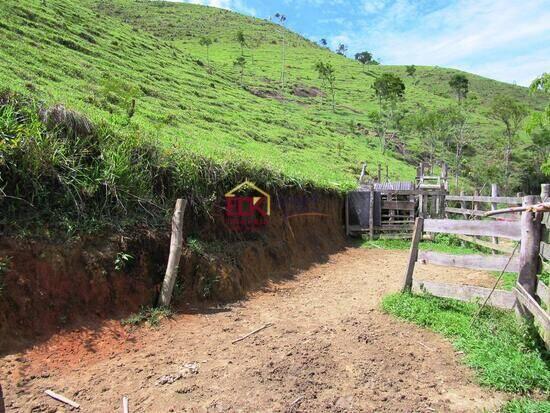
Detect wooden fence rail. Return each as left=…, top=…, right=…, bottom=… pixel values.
left=423, top=219, right=521, bottom=240
left=445, top=195, right=522, bottom=204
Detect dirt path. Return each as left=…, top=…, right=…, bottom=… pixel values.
left=1, top=248, right=507, bottom=412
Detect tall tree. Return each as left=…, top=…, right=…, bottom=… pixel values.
left=235, top=30, right=246, bottom=56
left=406, top=108, right=449, bottom=166
left=274, top=13, right=287, bottom=93
left=449, top=74, right=469, bottom=103
left=233, top=56, right=246, bottom=87
left=336, top=43, right=348, bottom=56
left=199, top=36, right=213, bottom=67
left=355, top=51, right=373, bottom=72
left=314, top=61, right=336, bottom=112
left=368, top=74, right=406, bottom=154
left=489, top=94, right=528, bottom=191
left=445, top=106, right=474, bottom=187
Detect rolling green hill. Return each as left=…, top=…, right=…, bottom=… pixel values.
left=0, top=0, right=547, bottom=232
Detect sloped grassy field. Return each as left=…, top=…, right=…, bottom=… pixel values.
left=0, top=0, right=546, bottom=233
left=2, top=0, right=546, bottom=185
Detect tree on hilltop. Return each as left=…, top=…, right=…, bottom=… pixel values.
left=355, top=51, right=373, bottom=72
left=406, top=65, right=416, bottom=78
left=336, top=43, right=348, bottom=56
left=449, top=74, right=469, bottom=103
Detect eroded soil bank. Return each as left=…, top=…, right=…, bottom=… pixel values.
left=0, top=191, right=345, bottom=352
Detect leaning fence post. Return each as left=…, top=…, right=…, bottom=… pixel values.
left=516, top=195, right=542, bottom=320
left=159, top=198, right=187, bottom=307
left=402, top=217, right=424, bottom=292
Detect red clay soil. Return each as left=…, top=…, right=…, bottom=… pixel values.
left=1, top=248, right=508, bottom=412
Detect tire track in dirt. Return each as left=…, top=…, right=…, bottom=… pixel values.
left=1, top=248, right=506, bottom=412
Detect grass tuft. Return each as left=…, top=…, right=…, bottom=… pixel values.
left=121, top=306, right=173, bottom=328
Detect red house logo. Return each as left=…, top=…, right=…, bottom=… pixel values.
left=225, top=180, right=270, bottom=231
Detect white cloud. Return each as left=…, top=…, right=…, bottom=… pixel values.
left=333, top=0, right=550, bottom=85
left=362, top=0, right=387, bottom=14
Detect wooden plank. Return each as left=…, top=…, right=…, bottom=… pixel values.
left=455, top=234, right=515, bottom=254
left=402, top=217, right=424, bottom=291
left=418, top=251, right=520, bottom=272
left=382, top=200, right=415, bottom=210
left=514, top=284, right=550, bottom=347
left=445, top=207, right=486, bottom=217
left=446, top=195, right=522, bottom=204
left=537, top=279, right=550, bottom=308
left=412, top=279, right=516, bottom=310
left=423, top=219, right=521, bottom=240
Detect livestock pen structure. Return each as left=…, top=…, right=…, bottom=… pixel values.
left=346, top=162, right=448, bottom=239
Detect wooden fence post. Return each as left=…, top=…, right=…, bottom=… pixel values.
left=460, top=190, right=467, bottom=219
left=345, top=193, right=350, bottom=236
left=369, top=185, right=375, bottom=240
left=159, top=198, right=187, bottom=307
left=516, top=195, right=542, bottom=320
left=491, top=184, right=499, bottom=249
left=541, top=184, right=550, bottom=201
left=402, top=217, right=424, bottom=292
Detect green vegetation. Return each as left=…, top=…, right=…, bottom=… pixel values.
left=0, top=0, right=547, bottom=234
left=499, top=399, right=550, bottom=413
left=121, top=305, right=173, bottom=327
left=382, top=293, right=550, bottom=393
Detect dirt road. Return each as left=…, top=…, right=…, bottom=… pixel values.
left=1, top=248, right=506, bottom=412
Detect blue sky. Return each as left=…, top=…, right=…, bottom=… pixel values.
left=179, top=0, right=550, bottom=86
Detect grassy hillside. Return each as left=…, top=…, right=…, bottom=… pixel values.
left=0, top=0, right=547, bottom=233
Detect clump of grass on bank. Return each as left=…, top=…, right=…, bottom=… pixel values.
left=0, top=91, right=303, bottom=236
left=381, top=293, right=550, bottom=393
left=121, top=306, right=173, bottom=327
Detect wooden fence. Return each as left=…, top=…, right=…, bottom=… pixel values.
left=402, top=191, right=550, bottom=348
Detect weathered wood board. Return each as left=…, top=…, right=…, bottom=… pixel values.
left=446, top=195, right=522, bottom=205
left=412, top=279, right=516, bottom=310
left=418, top=251, right=520, bottom=272
left=455, top=234, right=515, bottom=254
left=423, top=219, right=521, bottom=240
